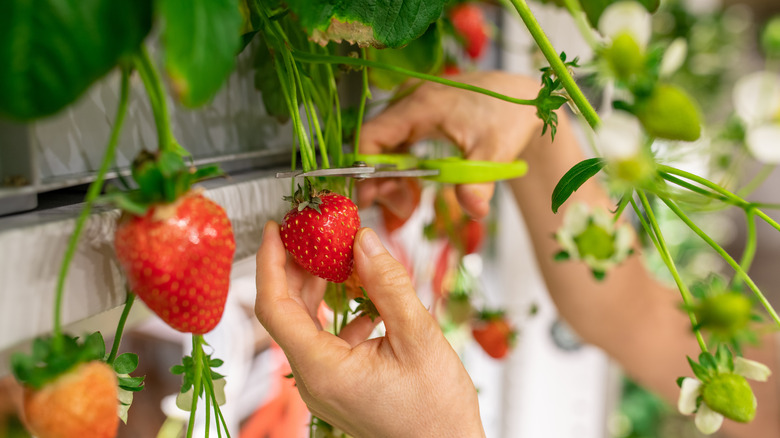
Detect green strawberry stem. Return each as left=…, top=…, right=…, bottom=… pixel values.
left=53, top=67, right=132, bottom=343
left=291, top=51, right=537, bottom=107
left=134, top=47, right=181, bottom=155
left=106, top=292, right=136, bottom=364
left=632, top=192, right=709, bottom=352
left=734, top=210, right=758, bottom=289
left=660, top=197, right=780, bottom=328
left=257, top=5, right=317, bottom=174
left=507, top=0, right=600, bottom=129
left=187, top=335, right=203, bottom=438
left=353, top=47, right=371, bottom=165
left=205, top=385, right=211, bottom=438
left=201, top=355, right=230, bottom=436
left=298, top=74, right=330, bottom=169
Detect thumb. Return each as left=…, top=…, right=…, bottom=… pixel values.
left=353, top=228, right=437, bottom=349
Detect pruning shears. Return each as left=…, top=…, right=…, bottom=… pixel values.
left=275, top=154, right=528, bottom=184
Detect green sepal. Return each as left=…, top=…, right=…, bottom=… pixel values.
left=592, top=270, right=606, bottom=281
left=714, top=344, right=734, bottom=373
left=12, top=332, right=107, bottom=390
left=554, top=250, right=570, bottom=261
left=676, top=376, right=686, bottom=388
left=698, top=352, right=718, bottom=371
left=687, top=356, right=711, bottom=382
left=353, top=289, right=380, bottom=322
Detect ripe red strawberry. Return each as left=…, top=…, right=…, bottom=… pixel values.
left=450, top=3, right=489, bottom=60
left=114, top=189, right=236, bottom=334
left=280, top=189, right=361, bottom=283
left=472, top=311, right=516, bottom=359
left=460, top=219, right=485, bottom=255
left=23, top=361, right=119, bottom=438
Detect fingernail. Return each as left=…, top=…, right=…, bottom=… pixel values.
left=359, top=228, right=384, bottom=257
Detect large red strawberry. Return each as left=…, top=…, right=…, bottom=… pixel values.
left=280, top=187, right=361, bottom=283
left=472, top=311, right=517, bottom=359
left=23, top=361, right=119, bottom=438
left=114, top=189, right=236, bottom=334
left=450, top=3, right=489, bottom=60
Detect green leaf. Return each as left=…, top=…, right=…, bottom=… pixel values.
left=113, top=353, right=140, bottom=374
left=285, top=0, right=447, bottom=48
left=170, top=365, right=186, bottom=375
left=209, top=358, right=224, bottom=368
left=551, top=158, right=606, bottom=213
left=159, top=0, right=243, bottom=107
left=0, top=0, right=153, bottom=120
left=553, top=250, right=571, bottom=261
left=368, top=22, right=443, bottom=90
left=118, top=376, right=145, bottom=387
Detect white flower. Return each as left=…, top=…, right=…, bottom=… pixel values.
left=732, top=71, right=780, bottom=163
left=555, top=202, right=634, bottom=276
left=597, top=112, right=643, bottom=160
left=659, top=38, right=688, bottom=78
left=678, top=378, right=723, bottom=434
left=598, top=1, right=652, bottom=49
left=734, top=357, right=772, bottom=382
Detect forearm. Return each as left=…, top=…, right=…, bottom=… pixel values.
left=506, top=110, right=780, bottom=437
left=506, top=110, right=697, bottom=401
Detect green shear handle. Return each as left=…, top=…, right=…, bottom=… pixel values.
left=355, top=154, right=528, bottom=184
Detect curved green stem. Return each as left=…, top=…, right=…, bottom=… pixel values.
left=507, top=0, right=600, bottom=129
left=135, top=48, right=177, bottom=154
left=636, top=191, right=709, bottom=352
left=353, top=48, right=371, bottom=164
left=659, top=164, right=780, bottom=233
left=660, top=197, right=780, bottom=327
left=106, top=292, right=136, bottom=364
left=53, top=68, right=132, bottom=341
left=731, top=209, right=757, bottom=290
left=657, top=165, right=747, bottom=207
left=658, top=172, right=731, bottom=204
left=291, top=50, right=537, bottom=107
left=187, top=335, right=203, bottom=438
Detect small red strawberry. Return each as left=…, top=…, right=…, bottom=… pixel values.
left=23, top=361, right=119, bottom=438
left=472, top=311, right=517, bottom=359
left=450, top=3, right=490, bottom=60
left=280, top=186, right=361, bottom=283
left=460, top=219, right=485, bottom=255
left=114, top=189, right=236, bottom=334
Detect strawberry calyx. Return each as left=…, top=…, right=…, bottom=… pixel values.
left=353, top=289, right=380, bottom=322
left=12, top=332, right=145, bottom=395
left=283, top=182, right=327, bottom=214
left=105, top=150, right=223, bottom=216
left=11, top=332, right=106, bottom=390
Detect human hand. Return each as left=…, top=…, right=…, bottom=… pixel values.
left=255, top=222, right=485, bottom=438
left=358, top=71, right=545, bottom=219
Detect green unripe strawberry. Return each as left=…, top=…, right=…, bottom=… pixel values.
left=761, top=17, right=780, bottom=58
left=701, top=373, right=756, bottom=423
left=636, top=84, right=701, bottom=141
left=604, top=32, right=645, bottom=81
left=695, top=293, right=752, bottom=335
